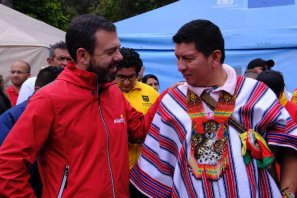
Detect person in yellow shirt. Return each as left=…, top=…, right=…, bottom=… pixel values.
left=292, top=89, right=297, bottom=104
left=116, top=47, right=159, bottom=170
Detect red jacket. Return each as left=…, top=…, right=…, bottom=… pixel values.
left=0, top=64, right=158, bottom=197
left=285, top=100, right=297, bottom=123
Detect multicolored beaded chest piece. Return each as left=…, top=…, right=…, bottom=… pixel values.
left=187, top=89, right=236, bottom=180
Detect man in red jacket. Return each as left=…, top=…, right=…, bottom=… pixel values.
left=0, top=14, right=160, bottom=197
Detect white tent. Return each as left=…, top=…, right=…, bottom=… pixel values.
left=0, top=4, right=65, bottom=83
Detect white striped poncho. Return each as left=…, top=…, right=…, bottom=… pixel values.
left=131, top=76, right=297, bottom=198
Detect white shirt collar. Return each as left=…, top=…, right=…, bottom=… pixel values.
left=187, top=64, right=237, bottom=96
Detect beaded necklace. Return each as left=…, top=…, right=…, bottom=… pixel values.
left=187, top=89, right=236, bottom=180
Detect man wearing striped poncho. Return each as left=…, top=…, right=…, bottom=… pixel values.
left=130, top=19, right=297, bottom=198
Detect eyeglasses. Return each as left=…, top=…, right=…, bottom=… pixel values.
left=116, top=74, right=137, bottom=82
left=149, top=83, right=159, bottom=86
left=10, top=70, right=30, bottom=75
left=55, top=56, right=72, bottom=62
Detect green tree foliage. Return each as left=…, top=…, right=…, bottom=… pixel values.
left=61, top=0, right=99, bottom=21
left=94, top=0, right=177, bottom=22
left=13, top=0, right=69, bottom=30
left=11, top=0, right=177, bottom=30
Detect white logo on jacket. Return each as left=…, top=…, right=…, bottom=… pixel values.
left=114, top=114, right=125, bottom=124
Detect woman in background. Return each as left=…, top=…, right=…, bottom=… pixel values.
left=142, top=74, right=159, bottom=92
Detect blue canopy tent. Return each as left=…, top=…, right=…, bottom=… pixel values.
left=115, top=0, right=297, bottom=92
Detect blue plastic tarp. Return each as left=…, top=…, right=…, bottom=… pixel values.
left=116, top=0, right=297, bottom=92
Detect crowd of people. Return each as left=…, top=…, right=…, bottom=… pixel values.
left=0, top=14, right=296, bottom=198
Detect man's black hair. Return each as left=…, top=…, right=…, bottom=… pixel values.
left=256, top=70, right=285, bottom=98
left=173, top=19, right=225, bottom=63
left=117, top=47, right=143, bottom=75
left=66, top=14, right=116, bottom=62
left=35, top=66, right=64, bottom=88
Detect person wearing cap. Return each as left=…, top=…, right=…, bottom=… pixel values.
left=257, top=70, right=297, bottom=123
left=245, top=58, right=293, bottom=101
left=246, top=58, right=275, bottom=74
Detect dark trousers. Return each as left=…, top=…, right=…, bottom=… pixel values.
left=129, top=182, right=147, bottom=198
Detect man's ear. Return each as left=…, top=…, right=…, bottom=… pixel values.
left=212, top=50, right=222, bottom=62
left=77, top=48, right=90, bottom=66
left=47, top=57, right=52, bottom=65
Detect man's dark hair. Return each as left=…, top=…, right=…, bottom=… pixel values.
left=66, top=14, right=116, bottom=62
left=117, top=48, right=143, bottom=75
left=48, top=41, right=67, bottom=59
left=35, top=66, right=64, bottom=88
left=173, top=19, right=225, bottom=63
left=256, top=70, right=285, bottom=98
left=142, top=74, right=159, bottom=84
